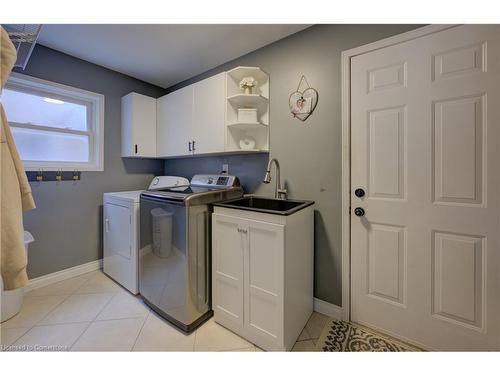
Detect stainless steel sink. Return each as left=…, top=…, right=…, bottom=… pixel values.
left=213, top=196, right=314, bottom=216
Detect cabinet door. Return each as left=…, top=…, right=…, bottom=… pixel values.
left=103, top=202, right=134, bottom=289
left=212, top=213, right=245, bottom=329
left=156, top=85, right=194, bottom=157
left=242, top=218, right=284, bottom=346
left=121, top=93, right=156, bottom=157
left=104, top=202, right=132, bottom=260
left=192, top=73, right=225, bottom=154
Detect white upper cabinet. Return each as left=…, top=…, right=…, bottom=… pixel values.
left=156, top=85, right=194, bottom=157
left=192, top=72, right=226, bottom=154
left=123, top=67, right=267, bottom=158
left=121, top=93, right=157, bottom=157
left=157, top=73, right=225, bottom=158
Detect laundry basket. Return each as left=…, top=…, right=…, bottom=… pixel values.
left=151, top=208, right=173, bottom=258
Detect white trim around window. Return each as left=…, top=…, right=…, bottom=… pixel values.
left=4, top=72, right=105, bottom=171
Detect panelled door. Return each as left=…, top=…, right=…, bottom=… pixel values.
left=212, top=213, right=284, bottom=347
left=350, top=25, right=500, bottom=350
left=156, top=85, right=194, bottom=157
left=243, top=218, right=284, bottom=347
left=192, top=72, right=226, bottom=154
left=104, top=202, right=132, bottom=260
left=212, top=214, right=245, bottom=329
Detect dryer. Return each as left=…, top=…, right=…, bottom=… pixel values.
left=103, top=176, right=189, bottom=294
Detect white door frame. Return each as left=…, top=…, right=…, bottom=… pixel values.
left=340, top=24, right=460, bottom=321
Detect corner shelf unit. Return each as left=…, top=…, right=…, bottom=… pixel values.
left=225, top=67, right=270, bottom=153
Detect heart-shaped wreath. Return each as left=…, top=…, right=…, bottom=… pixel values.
left=289, top=75, right=318, bottom=121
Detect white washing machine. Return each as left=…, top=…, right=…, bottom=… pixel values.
left=103, top=176, right=189, bottom=294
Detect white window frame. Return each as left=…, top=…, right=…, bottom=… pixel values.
left=4, top=72, right=105, bottom=171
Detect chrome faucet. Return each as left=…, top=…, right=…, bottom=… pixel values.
left=263, top=158, right=287, bottom=200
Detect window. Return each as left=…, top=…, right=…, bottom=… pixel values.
left=1, top=73, right=104, bottom=171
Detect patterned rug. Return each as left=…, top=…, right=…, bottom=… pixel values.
left=317, top=319, right=422, bottom=352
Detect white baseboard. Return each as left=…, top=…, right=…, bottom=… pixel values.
left=314, top=298, right=343, bottom=320
left=26, top=259, right=102, bottom=292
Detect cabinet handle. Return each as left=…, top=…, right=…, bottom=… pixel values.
left=134, top=144, right=138, bottom=154
left=192, top=140, right=196, bottom=152
left=237, top=228, right=247, bottom=234
left=188, top=141, right=192, bottom=152
left=105, top=218, right=110, bottom=233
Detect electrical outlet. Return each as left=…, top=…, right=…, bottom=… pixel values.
left=222, top=163, right=229, bottom=174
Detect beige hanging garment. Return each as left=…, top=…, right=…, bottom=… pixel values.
left=1, top=26, right=36, bottom=290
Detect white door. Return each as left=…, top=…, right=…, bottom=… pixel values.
left=212, top=213, right=245, bottom=330
left=243, top=218, right=284, bottom=347
left=103, top=202, right=135, bottom=292
left=351, top=25, right=500, bottom=350
left=104, top=203, right=132, bottom=260
left=121, top=93, right=157, bottom=157
left=156, top=85, right=194, bottom=157
left=192, top=73, right=226, bottom=154
left=130, top=93, right=157, bottom=157
left=103, top=201, right=138, bottom=294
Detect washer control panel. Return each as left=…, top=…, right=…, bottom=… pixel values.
left=191, top=174, right=240, bottom=188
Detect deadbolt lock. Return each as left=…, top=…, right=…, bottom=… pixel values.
left=354, top=188, right=365, bottom=198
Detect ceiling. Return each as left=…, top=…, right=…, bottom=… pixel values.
left=37, top=24, right=310, bottom=88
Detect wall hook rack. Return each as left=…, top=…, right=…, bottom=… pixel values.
left=27, top=170, right=81, bottom=182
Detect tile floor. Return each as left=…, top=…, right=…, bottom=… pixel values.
left=1, top=271, right=328, bottom=352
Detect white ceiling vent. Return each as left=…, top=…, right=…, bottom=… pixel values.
left=3, top=24, right=42, bottom=69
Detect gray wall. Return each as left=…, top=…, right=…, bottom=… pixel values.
left=17, top=46, right=166, bottom=278
left=164, top=24, right=422, bottom=306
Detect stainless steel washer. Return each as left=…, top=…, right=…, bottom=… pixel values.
left=139, top=174, right=242, bottom=332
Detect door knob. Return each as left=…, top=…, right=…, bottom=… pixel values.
left=354, top=188, right=365, bottom=198
left=354, top=207, right=365, bottom=217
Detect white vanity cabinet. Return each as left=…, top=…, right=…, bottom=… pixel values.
left=156, top=72, right=226, bottom=157
left=212, top=205, right=314, bottom=351
left=121, top=93, right=157, bottom=157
